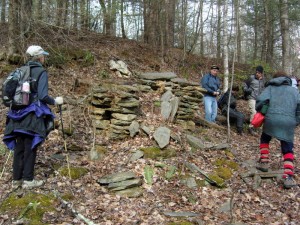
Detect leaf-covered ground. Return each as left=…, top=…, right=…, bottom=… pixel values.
left=0, top=31, right=299, bottom=224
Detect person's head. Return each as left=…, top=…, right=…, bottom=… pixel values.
left=255, top=65, right=264, bottom=80
left=210, top=65, right=220, bottom=76
left=26, top=45, right=49, bottom=64
left=231, top=84, right=239, bottom=96
left=273, top=70, right=288, bottom=78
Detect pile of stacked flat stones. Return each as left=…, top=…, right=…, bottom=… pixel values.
left=90, top=72, right=207, bottom=140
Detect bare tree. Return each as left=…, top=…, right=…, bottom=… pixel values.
left=1, top=0, right=6, bottom=22
left=280, top=0, right=290, bottom=73
left=223, top=0, right=229, bottom=92
left=8, top=0, right=19, bottom=56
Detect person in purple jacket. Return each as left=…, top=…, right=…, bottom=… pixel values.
left=3, top=45, right=63, bottom=189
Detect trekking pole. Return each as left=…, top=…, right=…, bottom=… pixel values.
left=0, top=151, right=12, bottom=179
left=58, top=105, right=72, bottom=179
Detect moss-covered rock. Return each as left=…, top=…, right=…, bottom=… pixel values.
left=208, top=173, right=225, bottom=187
left=58, top=166, right=88, bottom=179
left=216, top=166, right=232, bottom=180
left=0, top=192, right=57, bottom=225
left=140, top=146, right=177, bottom=159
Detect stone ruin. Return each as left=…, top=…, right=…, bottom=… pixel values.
left=89, top=71, right=207, bottom=141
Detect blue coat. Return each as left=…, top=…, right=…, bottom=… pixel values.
left=256, top=77, right=300, bottom=142
left=201, top=73, right=221, bottom=96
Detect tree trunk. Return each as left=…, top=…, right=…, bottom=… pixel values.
left=165, top=0, right=175, bottom=48
left=234, top=0, right=241, bottom=63
left=120, top=0, right=127, bottom=38
left=1, top=0, right=6, bottom=22
left=223, top=0, right=229, bottom=93
left=8, top=0, right=19, bottom=56
left=73, top=0, right=78, bottom=29
left=20, top=0, right=32, bottom=39
left=279, top=0, right=290, bottom=73
left=56, top=0, right=64, bottom=27
left=217, top=0, right=222, bottom=60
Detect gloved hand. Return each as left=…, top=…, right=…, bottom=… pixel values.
left=55, top=96, right=64, bottom=105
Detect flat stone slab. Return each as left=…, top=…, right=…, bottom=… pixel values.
left=98, top=171, right=136, bottom=184
left=139, top=72, right=177, bottom=80
left=109, top=178, right=142, bottom=191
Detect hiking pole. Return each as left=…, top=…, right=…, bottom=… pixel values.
left=0, top=151, right=12, bottom=179
left=58, top=104, right=72, bottom=179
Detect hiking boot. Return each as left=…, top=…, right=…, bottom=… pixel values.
left=256, top=161, right=269, bottom=172
left=12, top=180, right=23, bottom=189
left=22, top=179, right=44, bottom=189
left=283, top=176, right=297, bottom=189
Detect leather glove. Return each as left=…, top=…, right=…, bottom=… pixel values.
left=55, top=96, right=64, bottom=105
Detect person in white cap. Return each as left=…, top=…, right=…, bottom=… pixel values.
left=3, top=45, right=63, bottom=189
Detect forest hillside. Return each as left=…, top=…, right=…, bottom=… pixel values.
left=0, top=26, right=299, bottom=225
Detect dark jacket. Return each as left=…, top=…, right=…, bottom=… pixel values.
left=218, top=91, right=236, bottom=111
left=243, top=74, right=265, bottom=100
left=256, top=77, right=300, bottom=142
left=201, top=73, right=221, bottom=97
left=3, top=61, right=55, bottom=150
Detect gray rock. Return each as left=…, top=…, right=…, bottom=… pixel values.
left=139, top=72, right=177, bottom=80
left=115, top=186, right=144, bottom=198
left=128, top=150, right=144, bottom=162
left=111, top=113, right=137, bottom=121
left=108, top=178, right=142, bottom=191
left=163, top=211, right=200, bottom=217
left=160, top=90, right=173, bottom=101
left=140, top=124, right=151, bottom=136
left=186, top=134, right=206, bottom=149
left=129, top=120, right=140, bottom=137
left=98, top=171, right=136, bottom=184
left=153, top=126, right=171, bottom=148
left=161, top=101, right=172, bottom=120
left=169, top=97, right=179, bottom=122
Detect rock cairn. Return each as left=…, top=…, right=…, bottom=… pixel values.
left=90, top=72, right=207, bottom=140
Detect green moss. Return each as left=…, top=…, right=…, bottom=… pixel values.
left=214, top=158, right=239, bottom=171
left=208, top=173, right=225, bottom=187
left=140, top=146, right=176, bottom=159
left=196, top=179, right=206, bottom=187
left=140, top=146, right=161, bottom=159
left=216, top=167, right=232, bottom=180
left=58, top=166, right=88, bottom=179
left=61, top=192, right=75, bottom=201
left=0, top=192, right=57, bottom=224
left=154, top=101, right=161, bottom=107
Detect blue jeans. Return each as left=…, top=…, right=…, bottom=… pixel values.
left=204, top=95, right=218, bottom=122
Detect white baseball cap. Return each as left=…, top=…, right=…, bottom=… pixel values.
left=26, top=45, right=49, bottom=56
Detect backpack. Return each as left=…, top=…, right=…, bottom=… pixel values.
left=2, top=65, right=42, bottom=109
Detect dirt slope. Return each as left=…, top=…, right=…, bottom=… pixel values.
left=0, top=28, right=299, bottom=225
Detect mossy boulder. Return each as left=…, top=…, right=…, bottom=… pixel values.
left=208, top=173, right=225, bottom=188
left=0, top=192, right=57, bottom=225
left=140, top=146, right=176, bottom=159
left=58, top=166, right=88, bottom=179
left=214, top=158, right=239, bottom=170
left=216, top=166, right=232, bottom=180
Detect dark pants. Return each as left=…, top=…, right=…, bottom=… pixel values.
left=222, top=108, right=245, bottom=132
left=260, top=132, right=293, bottom=155
left=13, top=134, right=37, bottom=181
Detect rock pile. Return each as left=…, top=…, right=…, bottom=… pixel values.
left=97, top=171, right=144, bottom=197
left=90, top=71, right=207, bottom=141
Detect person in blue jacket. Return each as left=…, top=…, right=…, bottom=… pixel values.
left=3, top=45, right=64, bottom=189
left=201, top=65, right=221, bottom=122
left=255, top=71, right=300, bottom=189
